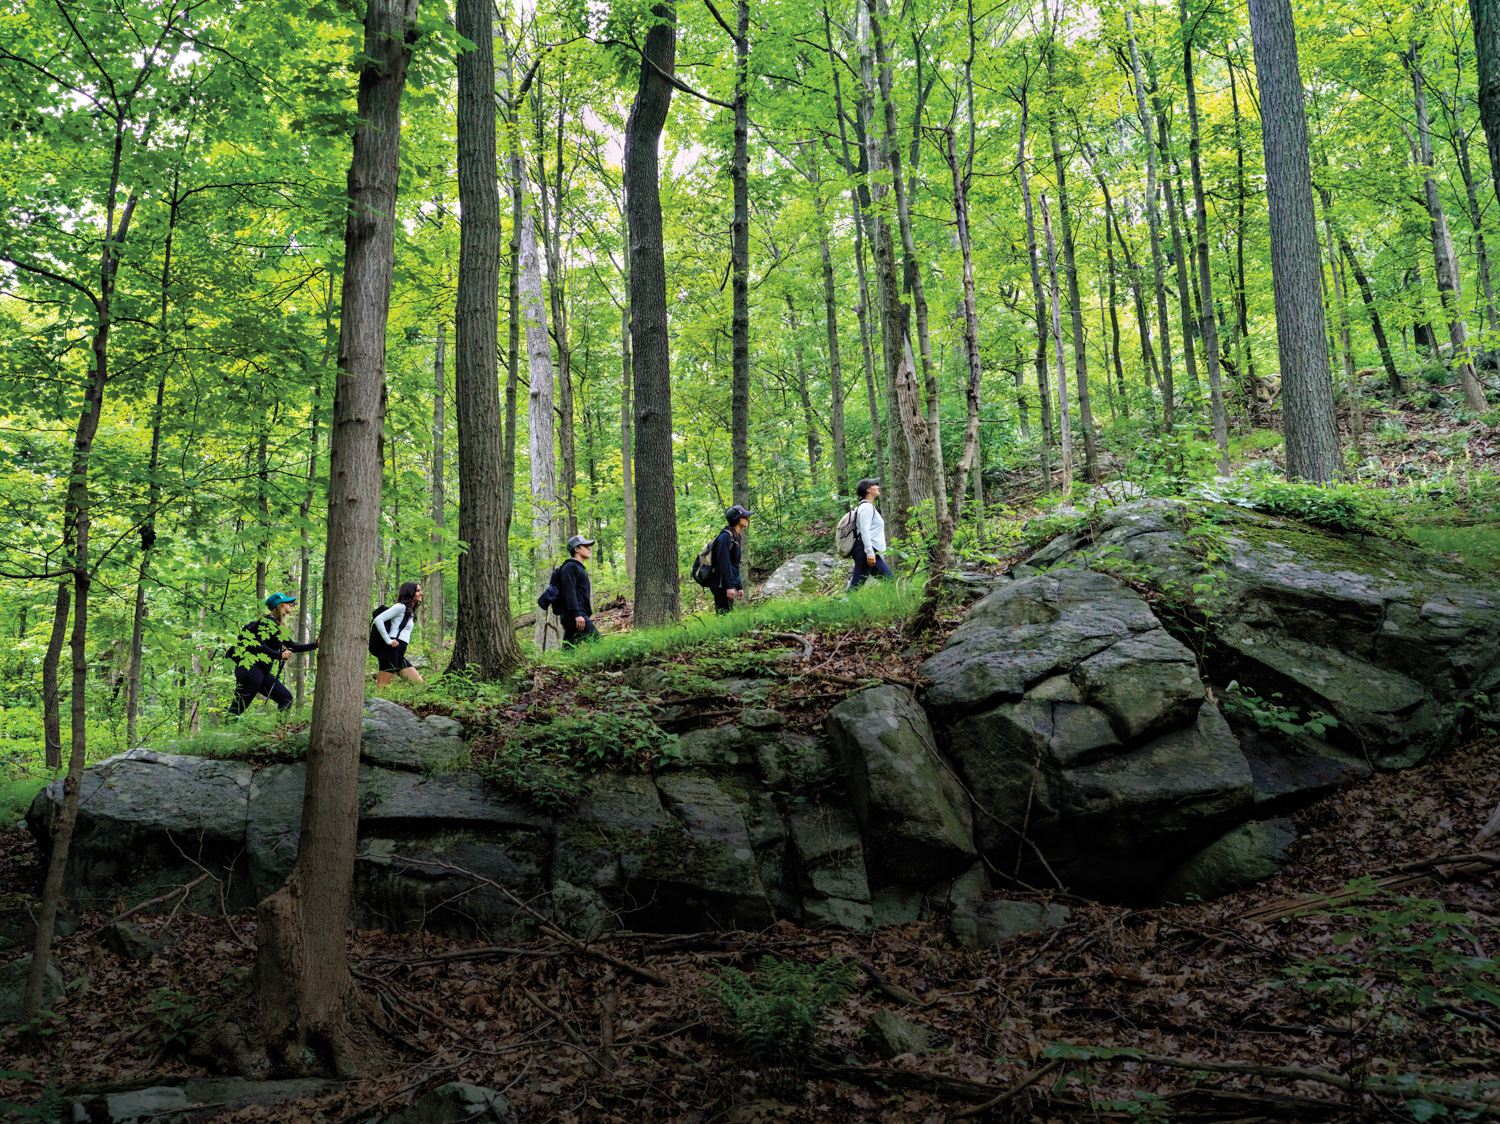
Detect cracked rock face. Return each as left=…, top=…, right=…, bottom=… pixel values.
left=1038, top=499, right=1500, bottom=768
left=920, top=568, right=1254, bottom=897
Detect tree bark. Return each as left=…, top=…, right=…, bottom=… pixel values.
left=1156, top=103, right=1201, bottom=398
left=825, top=3, right=882, bottom=491
left=1408, top=40, right=1487, bottom=410
left=811, top=162, right=849, bottom=497
left=785, top=296, right=822, bottom=485
left=1473, top=0, right=1500, bottom=213
left=247, top=0, right=418, bottom=1075
left=1339, top=233, right=1402, bottom=393
left=1041, top=195, right=1073, bottom=493
left=1182, top=0, right=1228, bottom=467
left=450, top=0, right=523, bottom=677
left=1046, top=49, right=1097, bottom=482
left=1017, top=91, right=1053, bottom=491
left=427, top=324, right=445, bottom=647
left=626, top=4, right=681, bottom=627
left=41, top=584, right=67, bottom=770
left=522, top=212, right=562, bottom=650
left=620, top=222, right=636, bottom=583
left=1128, top=10, right=1175, bottom=427
left=1248, top=0, right=1342, bottom=481
left=730, top=0, right=751, bottom=517
left=1230, top=58, right=1258, bottom=402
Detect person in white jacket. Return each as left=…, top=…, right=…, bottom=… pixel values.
left=849, top=478, right=894, bottom=589
left=373, top=581, right=425, bottom=688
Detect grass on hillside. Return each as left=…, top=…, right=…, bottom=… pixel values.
left=1408, top=522, right=1500, bottom=571
left=550, top=576, right=921, bottom=672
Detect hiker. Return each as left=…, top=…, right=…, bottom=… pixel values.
left=229, top=592, right=318, bottom=716
left=849, top=478, right=893, bottom=590
left=556, top=534, right=599, bottom=646
left=373, top=581, right=426, bottom=688
left=711, top=505, right=752, bottom=614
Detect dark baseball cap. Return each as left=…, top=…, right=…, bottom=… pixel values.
left=567, top=534, right=596, bottom=550
left=725, top=504, right=754, bottom=524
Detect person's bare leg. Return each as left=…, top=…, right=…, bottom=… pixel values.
left=376, top=670, right=394, bottom=688
left=401, top=666, right=425, bottom=685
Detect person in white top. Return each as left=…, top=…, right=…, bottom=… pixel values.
left=373, top=581, right=425, bottom=688
left=849, top=478, right=894, bottom=589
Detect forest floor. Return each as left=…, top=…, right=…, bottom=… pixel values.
left=0, top=726, right=1494, bottom=1121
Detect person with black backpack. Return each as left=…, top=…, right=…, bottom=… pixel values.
left=709, top=505, right=752, bottom=614
left=555, top=534, right=599, bottom=646
left=228, top=592, right=319, bottom=716
left=371, top=581, right=425, bottom=688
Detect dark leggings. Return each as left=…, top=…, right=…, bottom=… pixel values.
left=712, top=588, right=736, bottom=615
left=848, top=552, right=894, bottom=590
left=562, top=618, right=600, bottom=647
left=230, top=664, right=292, bottom=716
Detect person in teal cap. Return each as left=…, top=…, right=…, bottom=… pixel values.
left=227, top=592, right=319, bottom=716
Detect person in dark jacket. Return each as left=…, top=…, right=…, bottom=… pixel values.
left=228, top=592, right=318, bottom=716
left=556, top=534, right=599, bottom=646
left=710, top=505, right=752, bottom=614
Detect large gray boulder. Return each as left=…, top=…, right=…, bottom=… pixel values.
left=825, top=686, right=976, bottom=886
left=1163, top=817, right=1298, bottom=903
left=920, top=568, right=1254, bottom=896
left=762, top=552, right=844, bottom=598
left=361, top=696, right=466, bottom=771
left=1036, top=499, right=1500, bottom=767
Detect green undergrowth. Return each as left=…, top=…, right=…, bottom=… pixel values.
left=549, top=578, right=920, bottom=673
left=1408, top=523, right=1500, bottom=572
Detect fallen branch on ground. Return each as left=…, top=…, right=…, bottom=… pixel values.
left=1239, top=852, right=1500, bottom=923
left=953, top=1058, right=1064, bottom=1117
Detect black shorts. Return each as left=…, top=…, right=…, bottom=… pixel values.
left=374, top=640, right=410, bottom=673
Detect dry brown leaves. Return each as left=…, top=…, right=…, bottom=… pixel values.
left=1, top=735, right=1496, bottom=1122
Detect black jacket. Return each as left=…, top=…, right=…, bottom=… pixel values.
left=232, top=617, right=316, bottom=675
left=555, top=557, right=593, bottom=620
left=711, top=529, right=742, bottom=591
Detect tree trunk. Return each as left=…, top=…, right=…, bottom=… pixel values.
left=427, top=326, right=445, bottom=647
left=620, top=279, right=636, bottom=583
left=299, top=273, right=335, bottom=705
left=1339, top=233, right=1402, bottom=393
left=1046, top=50, right=1097, bottom=481
left=730, top=0, right=751, bottom=517
left=522, top=212, right=562, bottom=650
left=812, top=165, right=849, bottom=497
left=1408, top=41, right=1487, bottom=410
left=1128, top=10, right=1175, bottom=427
left=248, top=0, right=418, bottom=1076
left=1041, top=195, right=1073, bottom=493
left=41, top=584, right=67, bottom=770
left=1182, top=0, right=1228, bottom=468
left=1018, top=91, right=1053, bottom=491
left=449, top=0, right=523, bottom=678
left=1473, top=0, right=1500, bottom=210
left=1248, top=0, right=1342, bottom=481
left=945, top=117, right=982, bottom=531
left=785, top=297, right=822, bottom=485
left=825, top=3, right=882, bottom=491
left=626, top=3, right=681, bottom=627
left=1156, top=103, right=1201, bottom=398
left=1229, top=57, right=1258, bottom=411
left=535, top=70, right=578, bottom=539
left=1455, top=94, right=1500, bottom=334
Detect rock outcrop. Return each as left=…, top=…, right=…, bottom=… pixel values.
left=920, top=568, right=1254, bottom=896
left=762, top=552, right=844, bottom=598
left=1025, top=499, right=1500, bottom=767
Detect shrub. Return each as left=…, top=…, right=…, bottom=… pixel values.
left=709, top=956, right=857, bottom=1070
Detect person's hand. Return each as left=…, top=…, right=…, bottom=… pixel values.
left=312, top=638, right=320, bottom=649
left=389, top=639, right=398, bottom=647
left=279, top=649, right=292, bottom=661
left=866, top=553, right=876, bottom=566
left=575, top=616, right=585, bottom=630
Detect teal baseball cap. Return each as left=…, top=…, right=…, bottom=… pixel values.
left=265, top=592, right=297, bottom=608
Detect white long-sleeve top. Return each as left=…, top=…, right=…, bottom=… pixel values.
left=374, top=602, right=415, bottom=645
left=855, top=500, right=886, bottom=555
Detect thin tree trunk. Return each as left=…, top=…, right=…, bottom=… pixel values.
left=1454, top=94, right=1500, bottom=334
left=1128, top=9, right=1175, bottom=427
left=1182, top=0, right=1228, bottom=468
left=825, top=3, right=883, bottom=490
left=1230, top=59, right=1257, bottom=402
left=1042, top=195, right=1073, bottom=493
left=620, top=278, right=635, bottom=583
left=449, top=0, right=522, bottom=677
left=299, top=272, right=335, bottom=704
left=1157, top=105, right=1201, bottom=398
left=626, top=3, right=681, bottom=627
left=1248, top=0, right=1342, bottom=481
left=811, top=163, right=849, bottom=496
left=1018, top=91, right=1053, bottom=491
left=1409, top=40, right=1487, bottom=410
left=730, top=0, right=751, bottom=517
left=1472, top=0, right=1500, bottom=213
left=535, top=68, right=578, bottom=538
left=1339, top=233, right=1403, bottom=393
left=427, top=325, right=445, bottom=647
left=785, top=296, right=822, bottom=485
left=1046, top=51, right=1097, bottom=481
left=522, top=212, right=561, bottom=650
left=41, top=584, right=67, bottom=770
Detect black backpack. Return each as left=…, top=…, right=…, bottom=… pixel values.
left=537, top=567, right=563, bottom=614
left=369, top=604, right=389, bottom=654
left=690, top=532, right=718, bottom=588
